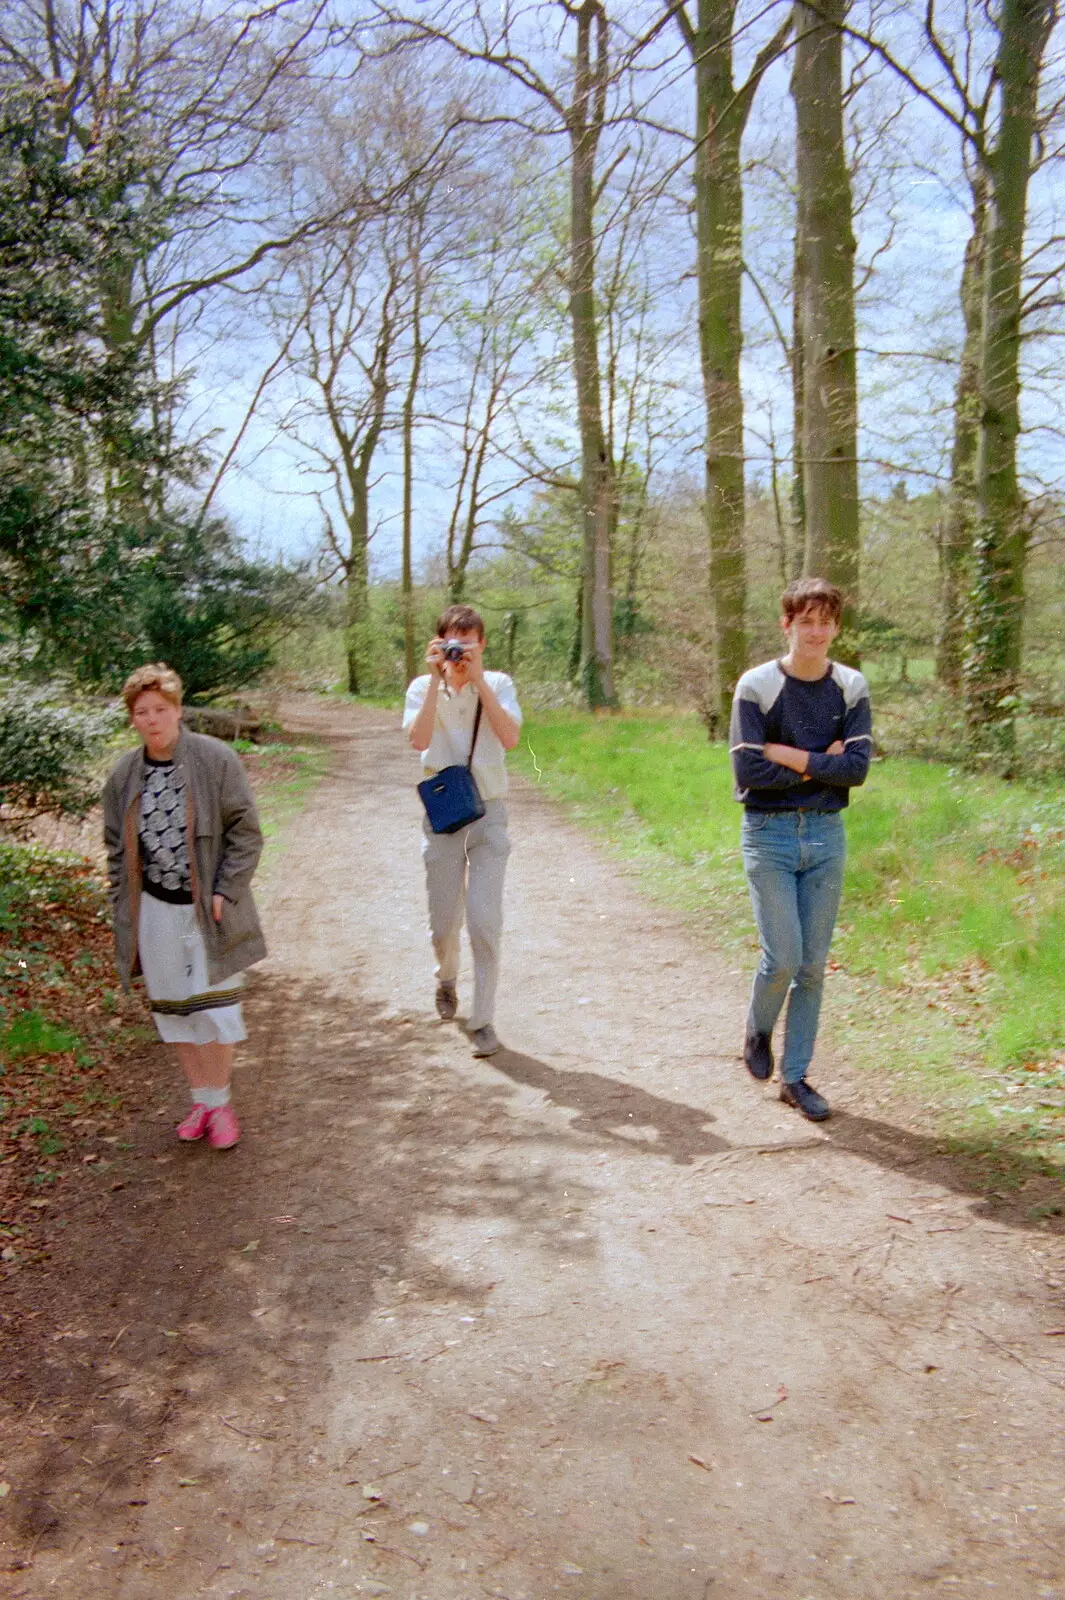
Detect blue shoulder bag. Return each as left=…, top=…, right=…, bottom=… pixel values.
left=418, top=699, right=486, bottom=834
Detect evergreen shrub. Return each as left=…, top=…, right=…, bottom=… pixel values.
left=0, top=687, right=120, bottom=821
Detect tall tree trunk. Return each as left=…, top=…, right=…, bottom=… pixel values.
left=345, top=482, right=371, bottom=696
left=569, top=581, right=584, bottom=684
left=790, top=221, right=806, bottom=577
left=401, top=268, right=425, bottom=685
left=936, top=172, right=987, bottom=689
left=791, top=0, right=860, bottom=655
left=569, top=0, right=616, bottom=710
left=964, top=0, right=1053, bottom=757
left=692, top=0, right=747, bottom=736
left=99, top=256, right=150, bottom=523
left=680, top=0, right=789, bottom=732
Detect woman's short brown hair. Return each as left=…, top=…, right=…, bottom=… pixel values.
left=121, top=662, right=183, bottom=714
left=780, top=578, right=843, bottom=625
left=436, top=603, right=485, bottom=640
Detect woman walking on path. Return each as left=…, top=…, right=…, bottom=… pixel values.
left=102, top=663, right=266, bottom=1149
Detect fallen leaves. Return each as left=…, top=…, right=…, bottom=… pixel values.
left=0, top=845, right=148, bottom=1271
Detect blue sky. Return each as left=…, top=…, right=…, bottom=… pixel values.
left=173, top=0, right=1065, bottom=577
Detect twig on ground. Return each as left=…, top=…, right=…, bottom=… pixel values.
left=367, top=1460, right=421, bottom=1483
left=967, top=1322, right=1065, bottom=1391
left=219, top=1415, right=275, bottom=1441
left=374, top=1542, right=427, bottom=1570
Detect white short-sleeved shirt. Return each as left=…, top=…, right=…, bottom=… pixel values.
left=402, top=672, right=523, bottom=802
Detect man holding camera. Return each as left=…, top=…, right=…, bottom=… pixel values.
left=404, top=604, right=522, bottom=1057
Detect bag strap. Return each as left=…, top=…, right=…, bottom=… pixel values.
left=467, top=697, right=484, bottom=771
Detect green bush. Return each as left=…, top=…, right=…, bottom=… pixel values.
left=0, top=685, right=120, bottom=820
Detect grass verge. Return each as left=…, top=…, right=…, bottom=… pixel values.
left=513, top=710, right=1065, bottom=1205
left=238, top=736, right=331, bottom=876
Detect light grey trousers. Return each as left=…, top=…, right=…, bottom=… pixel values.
left=421, top=800, right=510, bottom=1030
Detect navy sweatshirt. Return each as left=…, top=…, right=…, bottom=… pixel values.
left=729, top=659, right=873, bottom=812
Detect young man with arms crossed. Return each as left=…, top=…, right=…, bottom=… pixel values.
left=729, top=578, right=872, bottom=1121
left=404, top=605, right=522, bottom=1058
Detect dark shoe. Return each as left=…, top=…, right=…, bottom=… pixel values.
left=779, top=1079, right=831, bottom=1122
left=435, top=981, right=458, bottom=1021
left=743, top=1028, right=774, bottom=1081
left=469, top=1025, right=500, bottom=1058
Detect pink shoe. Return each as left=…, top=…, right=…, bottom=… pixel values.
left=177, top=1104, right=213, bottom=1141
left=207, top=1104, right=241, bottom=1149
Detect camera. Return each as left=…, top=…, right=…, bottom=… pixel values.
left=442, top=639, right=469, bottom=663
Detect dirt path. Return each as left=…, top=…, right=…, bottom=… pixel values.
left=3, top=698, right=1065, bottom=1600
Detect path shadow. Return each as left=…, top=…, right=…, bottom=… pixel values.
left=823, top=1107, right=1065, bottom=1232
left=3, top=974, right=1061, bottom=1578
left=487, top=1046, right=1064, bottom=1236
left=492, top=1047, right=732, bottom=1163
left=0, top=975, right=588, bottom=1570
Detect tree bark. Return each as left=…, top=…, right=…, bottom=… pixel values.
left=936, top=171, right=987, bottom=690
left=790, top=220, right=806, bottom=578
left=791, top=0, right=860, bottom=654
left=691, top=0, right=747, bottom=735
left=319, top=288, right=394, bottom=696
left=401, top=257, right=425, bottom=684
left=99, top=255, right=152, bottom=524
left=680, top=1, right=790, bottom=733
left=345, top=488, right=372, bottom=696
left=964, top=0, right=1054, bottom=756
left=569, top=0, right=616, bottom=709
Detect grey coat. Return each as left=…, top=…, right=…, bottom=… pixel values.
left=102, top=727, right=266, bottom=991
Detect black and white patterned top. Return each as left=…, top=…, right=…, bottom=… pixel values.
left=139, top=757, right=193, bottom=904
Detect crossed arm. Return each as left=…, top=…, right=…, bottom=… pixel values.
left=763, top=739, right=845, bottom=777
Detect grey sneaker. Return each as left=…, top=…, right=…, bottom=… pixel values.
left=469, top=1024, right=501, bottom=1057
left=435, top=981, right=458, bottom=1021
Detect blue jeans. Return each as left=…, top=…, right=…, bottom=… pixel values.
left=741, top=810, right=846, bottom=1084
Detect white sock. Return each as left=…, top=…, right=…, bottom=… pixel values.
left=191, top=1086, right=231, bottom=1110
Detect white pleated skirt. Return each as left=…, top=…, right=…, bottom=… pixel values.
left=138, top=895, right=247, bottom=1046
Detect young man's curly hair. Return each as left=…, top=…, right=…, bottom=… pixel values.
left=436, top=604, right=485, bottom=641
left=780, top=578, right=842, bottom=626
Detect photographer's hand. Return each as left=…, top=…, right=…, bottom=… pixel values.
left=465, top=639, right=486, bottom=686
left=470, top=650, right=521, bottom=751
left=408, top=642, right=444, bottom=752
left=425, top=638, right=446, bottom=679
